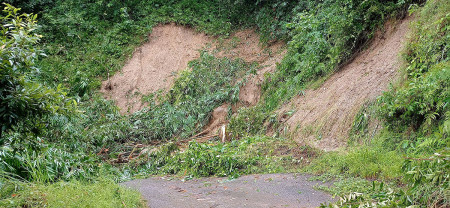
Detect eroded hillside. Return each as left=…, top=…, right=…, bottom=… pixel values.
left=279, top=17, right=412, bottom=151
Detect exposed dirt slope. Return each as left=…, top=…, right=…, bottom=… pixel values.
left=101, top=25, right=284, bottom=115
left=215, top=29, right=285, bottom=107
left=279, top=16, right=412, bottom=151
left=214, top=29, right=284, bottom=64
left=199, top=32, right=285, bottom=138
left=101, top=23, right=211, bottom=114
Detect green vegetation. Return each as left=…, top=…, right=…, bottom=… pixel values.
left=230, top=0, right=413, bottom=136
left=312, top=0, right=449, bottom=207
left=0, top=0, right=447, bottom=207
left=131, top=52, right=252, bottom=141
left=307, top=143, right=404, bottom=179
left=0, top=178, right=144, bottom=207
left=0, top=4, right=75, bottom=146
left=125, top=136, right=309, bottom=180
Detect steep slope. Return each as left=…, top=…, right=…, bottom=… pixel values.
left=101, top=23, right=211, bottom=114
left=279, top=16, right=412, bottom=151
left=101, top=25, right=284, bottom=115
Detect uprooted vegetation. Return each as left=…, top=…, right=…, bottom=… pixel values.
left=0, top=0, right=448, bottom=207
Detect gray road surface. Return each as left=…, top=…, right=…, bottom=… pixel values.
left=122, top=173, right=335, bottom=208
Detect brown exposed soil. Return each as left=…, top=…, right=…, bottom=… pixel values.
left=214, top=29, right=284, bottom=64
left=199, top=32, right=286, bottom=138
left=101, top=23, right=211, bottom=114
left=102, top=24, right=284, bottom=116
left=239, top=51, right=285, bottom=107
left=278, top=16, right=413, bottom=151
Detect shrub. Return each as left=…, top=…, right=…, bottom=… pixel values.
left=0, top=4, right=75, bottom=142
left=378, top=62, right=450, bottom=131
left=130, top=52, right=250, bottom=141
left=378, top=0, right=449, bottom=132
left=0, top=145, right=98, bottom=182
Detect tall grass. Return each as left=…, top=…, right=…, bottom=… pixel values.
left=0, top=178, right=145, bottom=208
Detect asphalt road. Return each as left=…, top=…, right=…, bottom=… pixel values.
left=122, top=173, right=335, bottom=208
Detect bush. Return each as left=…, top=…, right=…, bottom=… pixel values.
left=0, top=145, right=98, bottom=182
left=0, top=4, right=75, bottom=142
left=129, top=139, right=260, bottom=179
left=0, top=178, right=145, bottom=208
left=401, top=152, right=449, bottom=207
left=378, top=62, right=450, bottom=131
left=229, top=105, right=269, bottom=138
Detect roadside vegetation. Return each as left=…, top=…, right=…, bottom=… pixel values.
left=0, top=0, right=447, bottom=207
left=313, top=1, right=449, bottom=207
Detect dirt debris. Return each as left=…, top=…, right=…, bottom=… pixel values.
left=200, top=35, right=286, bottom=137
left=278, top=16, right=413, bottom=151
left=214, top=29, right=284, bottom=64
left=101, top=23, right=286, bottom=139
left=102, top=24, right=285, bottom=116
left=195, top=103, right=230, bottom=142
left=101, top=23, right=211, bottom=114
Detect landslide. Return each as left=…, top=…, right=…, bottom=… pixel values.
left=278, top=16, right=413, bottom=151
left=101, top=24, right=284, bottom=116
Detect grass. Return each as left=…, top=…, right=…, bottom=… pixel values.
left=306, top=141, right=404, bottom=180
left=0, top=178, right=145, bottom=208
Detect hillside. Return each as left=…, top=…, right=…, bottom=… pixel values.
left=0, top=0, right=448, bottom=207
left=280, top=17, right=412, bottom=151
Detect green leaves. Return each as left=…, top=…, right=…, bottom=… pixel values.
left=378, top=55, right=449, bottom=132
left=126, top=137, right=278, bottom=179
left=401, top=152, right=449, bottom=207
left=130, top=52, right=251, bottom=141
left=0, top=4, right=76, bottom=141
left=377, top=0, right=449, bottom=134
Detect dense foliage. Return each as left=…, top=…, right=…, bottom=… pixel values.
left=379, top=0, right=449, bottom=134
left=0, top=0, right=447, bottom=207
left=130, top=52, right=251, bottom=141
left=376, top=1, right=449, bottom=206
left=0, top=4, right=74, bottom=142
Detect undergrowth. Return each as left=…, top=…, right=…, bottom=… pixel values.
left=0, top=177, right=145, bottom=208
left=1, top=0, right=447, bottom=207
left=314, top=0, right=449, bottom=207
left=122, top=136, right=310, bottom=180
